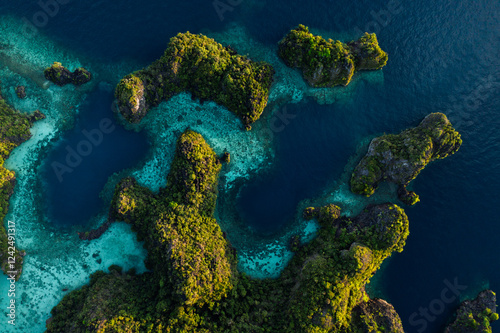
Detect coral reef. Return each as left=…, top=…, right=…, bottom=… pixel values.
left=46, top=130, right=409, bottom=332
left=109, top=130, right=237, bottom=309
left=445, top=290, right=498, bottom=333
left=350, top=112, right=462, bottom=204
left=278, top=24, right=387, bottom=87
left=43, top=62, right=92, bottom=86
left=115, top=32, right=275, bottom=130
left=0, top=84, right=44, bottom=280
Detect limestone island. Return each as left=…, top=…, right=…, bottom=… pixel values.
left=47, top=129, right=410, bottom=332
left=350, top=112, right=462, bottom=205
left=44, top=62, right=92, bottom=86
left=0, top=84, right=45, bottom=281
left=445, top=290, right=498, bottom=333
left=115, top=32, right=275, bottom=130
left=278, top=24, right=388, bottom=87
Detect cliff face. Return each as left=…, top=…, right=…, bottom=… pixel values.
left=350, top=112, right=462, bottom=205
left=0, top=86, right=45, bottom=280
left=351, top=298, right=405, bottom=333
left=278, top=25, right=387, bottom=87
left=115, top=32, right=275, bottom=130
left=445, top=290, right=498, bottom=333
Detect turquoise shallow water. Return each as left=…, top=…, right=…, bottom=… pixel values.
left=0, top=0, right=499, bottom=332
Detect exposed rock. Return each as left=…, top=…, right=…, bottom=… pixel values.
left=350, top=113, right=462, bottom=204
left=221, top=151, right=231, bottom=163
left=445, top=290, right=498, bottom=333
left=351, top=298, right=405, bottom=333
left=278, top=24, right=387, bottom=87
left=115, top=32, right=274, bottom=129
left=348, top=33, right=389, bottom=70
left=44, top=62, right=92, bottom=86
left=77, top=220, right=112, bottom=241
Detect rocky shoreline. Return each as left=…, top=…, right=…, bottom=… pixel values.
left=350, top=112, right=462, bottom=205
left=278, top=25, right=388, bottom=87
left=115, top=32, right=274, bottom=130
left=44, top=62, right=92, bottom=86
left=445, top=290, right=498, bottom=333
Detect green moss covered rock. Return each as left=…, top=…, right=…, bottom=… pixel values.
left=347, top=32, right=388, bottom=70
left=278, top=25, right=387, bottom=87
left=350, top=112, right=462, bottom=204
left=445, top=290, right=498, bottom=333
left=280, top=203, right=409, bottom=332
left=110, top=130, right=237, bottom=310
left=43, top=62, right=92, bottom=86
left=115, top=32, right=274, bottom=130
left=351, top=298, right=404, bottom=333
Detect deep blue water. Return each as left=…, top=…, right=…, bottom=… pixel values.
left=237, top=100, right=360, bottom=234
left=2, top=0, right=500, bottom=332
left=39, top=89, right=149, bottom=227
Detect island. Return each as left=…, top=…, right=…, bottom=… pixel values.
left=445, top=290, right=498, bottom=333
left=47, top=129, right=409, bottom=332
left=350, top=112, right=462, bottom=205
left=0, top=84, right=44, bottom=280
left=115, top=32, right=275, bottom=130
left=278, top=24, right=388, bottom=87
left=44, top=62, right=92, bottom=86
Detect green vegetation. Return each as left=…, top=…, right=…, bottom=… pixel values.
left=115, top=32, right=275, bottom=130
left=0, top=86, right=44, bottom=280
left=351, top=298, right=404, bottom=333
left=445, top=290, right=498, bottom=333
left=44, top=62, right=92, bottom=86
left=278, top=25, right=388, bottom=87
left=350, top=112, right=462, bottom=204
left=47, top=129, right=408, bottom=333
left=109, top=130, right=237, bottom=310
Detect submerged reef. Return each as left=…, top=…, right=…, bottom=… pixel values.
left=350, top=112, right=462, bottom=205
left=0, top=85, right=44, bottom=280
left=47, top=129, right=409, bottom=332
left=109, top=130, right=237, bottom=309
left=43, top=62, right=92, bottom=86
left=445, top=290, right=498, bottom=333
left=278, top=24, right=388, bottom=87
left=115, top=32, right=275, bottom=130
